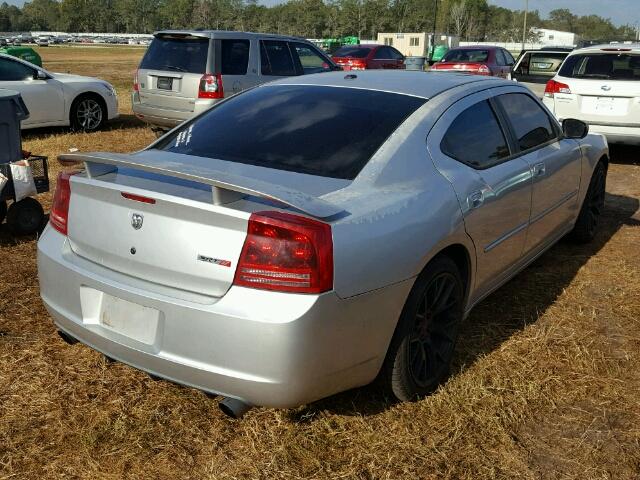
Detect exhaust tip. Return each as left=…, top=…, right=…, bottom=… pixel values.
left=219, top=397, right=252, bottom=419
left=57, top=330, right=78, bottom=345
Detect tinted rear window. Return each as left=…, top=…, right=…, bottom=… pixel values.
left=333, top=46, right=372, bottom=58
left=155, top=85, right=426, bottom=180
left=220, top=39, right=249, bottom=75
left=140, top=35, right=209, bottom=73
left=443, top=49, right=489, bottom=63
left=559, top=53, right=640, bottom=80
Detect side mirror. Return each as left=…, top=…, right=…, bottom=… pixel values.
left=562, top=118, right=589, bottom=139
left=34, top=70, right=48, bottom=80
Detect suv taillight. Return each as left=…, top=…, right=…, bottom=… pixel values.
left=133, top=69, right=139, bottom=92
left=544, top=79, right=571, bottom=98
left=50, top=171, right=77, bottom=236
left=198, top=73, right=224, bottom=99
left=233, top=211, right=333, bottom=294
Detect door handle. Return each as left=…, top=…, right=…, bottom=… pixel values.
left=468, top=190, right=484, bottom=209
left=532, top=162, right=546, bottom=177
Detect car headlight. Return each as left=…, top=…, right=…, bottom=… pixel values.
left=102, top=83, right=117, bottom=97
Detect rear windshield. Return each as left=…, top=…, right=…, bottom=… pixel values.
left=559, top=53, right=640, bottom=80
left=154, top=85, right=426, bottom=180
left=442, top=49, right=489, bottom=63
left=140, top=35, right=209, bottom=73
left=332, top=46, right=372, bottom=58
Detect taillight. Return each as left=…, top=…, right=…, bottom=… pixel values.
left=233, top=211, right=333, bottom=294
left=133, top=69, right=139, bottom=92
left=198, top=73, right=224, bottom=99
left=349, top=60, right=367, bottom=70
left=477, top=64, right=490, bottom=75
left=50, top=171, right=77, bottom=236
left=544, top=79, right=571, bottom=98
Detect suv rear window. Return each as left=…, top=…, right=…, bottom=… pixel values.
left=220, top=39, right=249, bottom=75
left=155, top=85, right=426, bottom=180
left=559, top=53, right=640, bottom=80
left=140, top=35, right=209, bottom=74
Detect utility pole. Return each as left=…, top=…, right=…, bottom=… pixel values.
left=522, top=0, right=529, bottom=51
left=430, top=0, right=439, bottom=61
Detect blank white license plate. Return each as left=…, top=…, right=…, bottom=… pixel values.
left=99, top=294, right=159, bottom=344
left=582, top=96, right=628, bottom=116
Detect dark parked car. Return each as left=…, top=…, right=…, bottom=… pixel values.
left=331, top=44, right=405, bottom=70
left=431, top=46, right=515, bottom=77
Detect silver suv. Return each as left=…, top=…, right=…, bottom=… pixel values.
left=132, top=30, right=340, bottom=130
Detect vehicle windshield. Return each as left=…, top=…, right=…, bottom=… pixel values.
left=154, top=85, right=426, bottom=180
left=442, top=49, right=489, bottom=63
left=332, top=46, right=372, bottom=58
left=140, top=35, right=209, bottom=74
left=559, top=53, right=640, bottom=80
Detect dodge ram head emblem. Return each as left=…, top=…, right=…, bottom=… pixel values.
left=131, top=213, right=144, bottom=230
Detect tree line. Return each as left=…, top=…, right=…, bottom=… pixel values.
left=0, top=0, right=636, bottom=43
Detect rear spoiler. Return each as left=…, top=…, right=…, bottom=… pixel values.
left=58, top=152, right=344, bottom=219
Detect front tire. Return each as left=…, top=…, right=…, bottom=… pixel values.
left=380, top=256, right=465, bottom=401
left=70, top=94, right=106, bottom=132
left=570, top=162, right=606, bottom=243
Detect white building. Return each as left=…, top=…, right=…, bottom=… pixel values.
left=531, top=28, right=577, bottom=47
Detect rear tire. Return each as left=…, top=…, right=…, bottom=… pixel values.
left=6, top=198, right=44, bottom=235
left=379, top=256, right=464, bottom=401
left=0, top=200, right=7, bottom=224
left=70, top=94, right=106, bottom=132
left=570, top=162, right=606, bottom=243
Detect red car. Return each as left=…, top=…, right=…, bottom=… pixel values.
left=431, top=46, right=515, bottom=77
left=331, top=45, right=405, bottom=71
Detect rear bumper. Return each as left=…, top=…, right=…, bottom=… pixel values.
left=131, top=92, right=218, bottom=129
left=37, top=226, right=411, bottom=408
left=586, top=124, right=640, bottom=146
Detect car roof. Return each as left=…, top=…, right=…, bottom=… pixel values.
left=449, top=45, right=498, bottom=50
left=153, top=29, right=307, bottom=42
left=571, top=43, right=640, bottom=54
left=263, top=70, right=506, bottom=99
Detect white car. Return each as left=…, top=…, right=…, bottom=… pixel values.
left=543, top=43, right=640, bottom=145
left=0, top=53, right=118, bottom=131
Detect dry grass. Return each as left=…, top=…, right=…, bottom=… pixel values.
left=1, top=46, right=640, bottom=480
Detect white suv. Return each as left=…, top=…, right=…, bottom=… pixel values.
left=543, top=44, right=640, bottom=145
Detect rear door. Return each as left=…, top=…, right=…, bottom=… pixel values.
left=495, top=92, right=581, bottom=253
left=137, top=34, right=211, bottom=114
left=428, top=93, right=532, bottom=295
left=215, top=38, right=252, bottom=96
left=550, top=51, right=640, bottom=125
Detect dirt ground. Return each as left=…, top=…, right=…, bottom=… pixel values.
left=0, top=46, right=639, bottom=479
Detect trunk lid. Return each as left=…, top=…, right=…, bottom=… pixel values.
left=552, top=75, right=640, bottom=125
left=67, top=172, right=248, bottom=297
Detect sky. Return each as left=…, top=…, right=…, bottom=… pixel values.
left=4, top=0, right=640, bottom=27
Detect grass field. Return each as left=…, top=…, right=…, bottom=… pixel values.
left=1, top=46, right=640, bottom=479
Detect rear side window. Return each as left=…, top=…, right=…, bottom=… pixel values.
left=155, top=85, right=426, bottom=180
left=333, top=46, right=371, bottom=58
left=496, top=93, right=557, bottom=151
left=496, top=49, right=507, bottom=66
left=220, top=39, right=249, bottom=75
left=261, top=40, right=296, bottom=76
left=441, top=100, right=510, bottom=169
left=559, top=53, right=640, bottom=80
left=140, top=35, right=209, bottom=73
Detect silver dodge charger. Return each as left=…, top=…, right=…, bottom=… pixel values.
left=38, top=71, right=608, bottom=417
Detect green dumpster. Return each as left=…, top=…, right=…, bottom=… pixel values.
left=0, top=46, right=42, bottom=67
left=429, top=45, right=449, bottom=65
